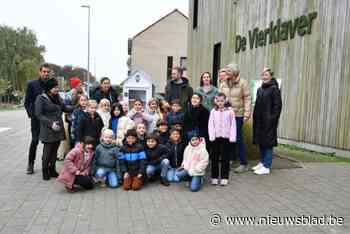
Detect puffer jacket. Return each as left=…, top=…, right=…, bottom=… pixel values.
left=57, top=144, right=94, bottom=189
left=182, top=138, right=209, bottom=176
left=219, top=76, right=252, bottom=118
left=119, top=143, right=147, bottom=177
left=92, top=142, right=120, bottom=174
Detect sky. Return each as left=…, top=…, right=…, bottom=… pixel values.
left=0, top=0, right=189, bottom=84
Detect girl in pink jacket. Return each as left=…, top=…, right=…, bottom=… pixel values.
left=208, top=93, right=237, bottom=186
left=57, top=137, right=95, bottom=192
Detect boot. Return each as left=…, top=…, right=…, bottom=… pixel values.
left=160, top=177, right=170, bottom=186
left=42, top=169, right=50, bottom=181
left=26, top=162, right=34, bottom=175
left=49, top=166, right=59, bottom=178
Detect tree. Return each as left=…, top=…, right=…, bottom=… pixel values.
left=0, top=25, right=45, bottom=92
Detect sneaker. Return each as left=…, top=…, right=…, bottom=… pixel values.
left=234, top=165, right=249, bottom=173
left=211, top=178, right=219, bottom=185
left=252, top=162, right=263, bottom=171
left=253, top=166, right=270, bottom=175
left=65, top=186, right=76, bottom=193
left=220, top=179, right=228, bottom=186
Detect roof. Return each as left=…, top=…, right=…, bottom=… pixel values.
left=132, top=9, right=188, bottom=40
left=121, top=68, right=152, bottom=86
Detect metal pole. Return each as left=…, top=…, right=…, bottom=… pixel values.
left=81, top=5, right=91, bottom=97
left=87, top=6, right=90, bottom=98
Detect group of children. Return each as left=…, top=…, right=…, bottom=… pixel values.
left=57, top=91, right=237, bottom=192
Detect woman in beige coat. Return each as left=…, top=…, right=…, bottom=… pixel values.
left=219, top=63, right=252, bottom=173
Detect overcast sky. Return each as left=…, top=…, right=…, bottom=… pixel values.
left=0, top=0, right=189, bottom=84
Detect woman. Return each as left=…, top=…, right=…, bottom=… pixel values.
left=219, top=63, right=251, bottom=173
left=35, top=78, right=72, bottom=180
left=196, top=72, right=219, bottom=111
left=57, top=136, right=95, bottom=192
left=252, top=67, right=282, bottom=175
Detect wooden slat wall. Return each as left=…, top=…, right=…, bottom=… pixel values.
left=187, top=0, right=350, bottom=150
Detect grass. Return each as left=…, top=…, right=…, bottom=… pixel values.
left=275, top=144, right=350, bottom=163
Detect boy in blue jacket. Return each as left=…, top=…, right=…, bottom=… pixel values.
left=119, top=129, right=147, bottom=191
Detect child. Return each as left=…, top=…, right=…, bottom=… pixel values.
left=144, top=133, right=170, bottom=186
left=155, top=119, right=169, bottom=145
left=128, top=98, right=151, bottom=127
left=208, top=93, right=236, bottom=186
left=92, top=129, right=120, bottom=188
left=166, top=99, right=184, bottom=129
left=184, top=93, right=210, bottom=143
left=159, top=100, right=170, bottom=120
left=77, top=100, right=104, bottom=146
left=165, top=128, right=186, bottom=182
left=119, top=129, right=147, bottom=191
left=97, top=98, right=111, bottom=128
left=146, top=98, right=162, bottom=134
left=57, top=136, right=95, bottom=192
left=120, top=100, right=129, bottom=115
left=71, top=94, right=88, bottom=146
left=109, top=103, right=135, bottom=147
left=175, top=133, right=209, bottom=192
left=136, top=123, right=147, bottom=148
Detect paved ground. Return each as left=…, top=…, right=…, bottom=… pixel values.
left=0, top=110, right=349, bottom=234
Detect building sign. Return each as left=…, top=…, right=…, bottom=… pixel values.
left=235, top=12, right=317, bottom=53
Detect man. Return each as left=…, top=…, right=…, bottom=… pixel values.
left=92, top=77, right=119, bottom=104
left=165, top=67, right=193, bottom=111
left=24, top=63, right=50, bottom=174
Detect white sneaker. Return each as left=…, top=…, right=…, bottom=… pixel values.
left=252, top=162, right=263, bottom=171
left=220, top=179, right=228, bottom=186
left=211, top=178, right=219, bottom=185
left=253, top=166, right=270, bottom=175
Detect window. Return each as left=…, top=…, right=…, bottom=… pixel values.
left=167, top=56, right=173, bottom=80
left=180, top=57, right=187, bottom=71
left=212, top=42, right=221, bottom=87
left=193, top=0, right=198, bottom=29
left=127, top=38, right=132, bottom=55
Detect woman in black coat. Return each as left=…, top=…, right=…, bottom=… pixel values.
left=252, top=68, right=282, bottom=175
left=35, top=78, right=72, bottom=180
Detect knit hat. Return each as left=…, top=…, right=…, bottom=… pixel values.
left=187, top=130, right=200, bottom=140
left=69, top=77, right=81, bottom=88
left=44, top=78, right=59, bottom=92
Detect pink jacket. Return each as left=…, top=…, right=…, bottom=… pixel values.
left=208, top=107, right=237, bottom=142
left=56, top=144, right=94, bottom=189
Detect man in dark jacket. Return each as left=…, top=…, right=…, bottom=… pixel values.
left=92, top=77, right=119, bottom=104
left=165, top=67, right=193, bottom=111
left=24, top=63, right=50, bottom=174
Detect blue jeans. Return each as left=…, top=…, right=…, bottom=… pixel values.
left=166, top=168, right=180, bottom=182
left=95, top=168, right=120, bottom=188
left=175, top=169, right=203, bottom=192
left=259, top=145, right=273, bottom=168
left=146, top=159, right=170, bottom=178
left=235, top=117, right=247, bottom=165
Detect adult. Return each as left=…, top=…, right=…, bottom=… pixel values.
left=35, top=78, right=72, bottom=180
left=93, top=77, right=119, bottom=104
left=24, top=63, right=50, bottom=174
left=57, top=137, right=95, bottom=192
left=195, top=72, right=219, bottom=111
left=252, top=68, right=282, bottom=175
left=165, top=67, right=193, bottom=111
left=219, top=63, right=252, bottom=173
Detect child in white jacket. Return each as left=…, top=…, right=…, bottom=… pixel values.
left=175, top=133, right=209, bottom=192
